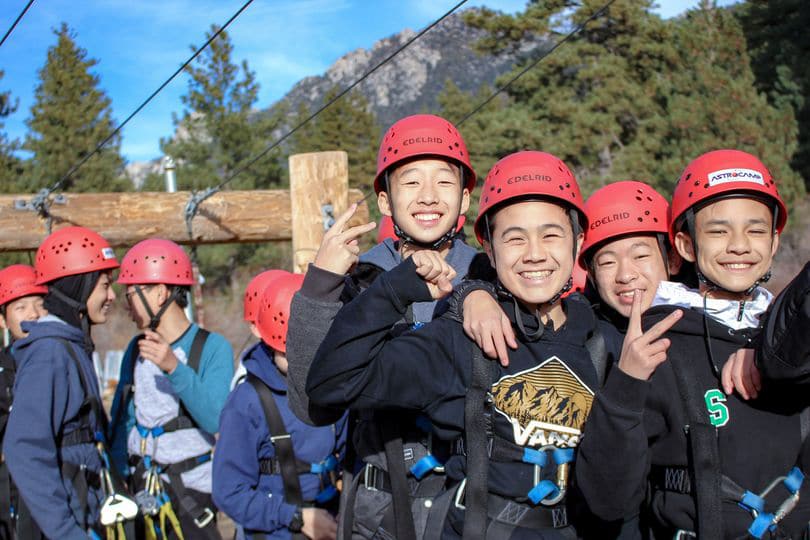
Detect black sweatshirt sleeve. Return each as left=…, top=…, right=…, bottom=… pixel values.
left=306, top=258, right=464, bottom=414
left=575, top=365, right=652, bottom=521
left=756, top=262, right=810, bottom=382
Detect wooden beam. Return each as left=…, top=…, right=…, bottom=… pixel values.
left=289, top=151, right=351, bottom=273
left=0, top=187, right=369, bottom=252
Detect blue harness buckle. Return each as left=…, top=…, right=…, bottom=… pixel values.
left=741, top=467, right=804, bottom=539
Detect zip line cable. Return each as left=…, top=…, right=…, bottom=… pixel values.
left=36, top=0, right=255, bottom=204
left=0, top=0, right=35, bottom=48
left=204, top=0, right=470, bottom=199
left=456, top=0, right=617, bottom=127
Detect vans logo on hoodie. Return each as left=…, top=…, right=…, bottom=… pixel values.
left=490, top=357, right=594, bottom=448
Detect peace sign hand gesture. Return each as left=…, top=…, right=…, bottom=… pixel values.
left=313, top=203, right=376, bottom=275
left=618, top=291, right=682, bottom=381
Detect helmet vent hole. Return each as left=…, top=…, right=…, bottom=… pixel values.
left=635, top=196, right=642, bottom=201
left=688, top=192, right=693, bottom=198
left=645, top=211, right=650, bottom=215
left=637, top=217, right=643, bottom=222
left=393, top=149, right=398, bottom=155
left=496, top=188, right=502, bottom=194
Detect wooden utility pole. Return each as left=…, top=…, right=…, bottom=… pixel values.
left=289, top=151, right=357, bottom=273
left=0, top=184, right=369, bottom=252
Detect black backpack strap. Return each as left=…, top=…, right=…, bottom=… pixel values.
left=380, top=422, right=418, bottom=540
left=188, top=327, right=210, bottom=372
left=462, top=343, right=494, bottom=540
left=247, top=373, right=307, bottom=539
left=668, top=356, right=723, bottom=539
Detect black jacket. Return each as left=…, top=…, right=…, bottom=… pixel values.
left=576, top=304, right=810, bottom=538
left=756, top=262, right=810, bottom=383
left=307, top=258, right=622, bottom=522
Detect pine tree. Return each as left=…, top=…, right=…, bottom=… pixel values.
left=0, top=71, right=24, bottom=192
left=659, top=2, right=804, bottom=203
left=289, top=86, right=379, bottom=196
left=149, top=24, right=284, bottom=193
left=737, top=0, right=810, bottom=190
left=25, top=23, right=126, bottom=192
left=465, top=0, right=679, bottom=195
left=144, top=25, right=288, bottom=285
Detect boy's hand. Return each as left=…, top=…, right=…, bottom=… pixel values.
left=721, top=348, right=760, bottom=400
left=313, top=203, right=376, bottom=275
left=618, top=291, right=682, bottom=380
left=412, top=251, right=456, bottom=299
left=463, top=290, right=516, bottom=367
left=138, top=330, right=179, bottom=373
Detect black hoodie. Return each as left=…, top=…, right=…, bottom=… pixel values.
left=576, top=303, right=810, bottom=538
left=307, top=257, right=623, bottom=536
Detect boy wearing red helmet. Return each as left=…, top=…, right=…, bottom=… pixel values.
left=459, top=180, right=681, bottom=365
left=0, top=265, right=47, bottom=538
left=4, top=227, right=125, bottom=538
left=213, top=271, right=347, bottom=540
left=307, top=151, right=677, bottom=538
left=286, top=114, right=480, bottom=540
left=108, top=238, right=233, bottom=539
left=576, top=150, right=810, bottom=539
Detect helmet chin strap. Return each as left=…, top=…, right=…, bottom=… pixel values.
left=684, top=209, right=772, bottom=299
left=384, top=170, right=462, bottom=252
left=134, top=285, right=182, bottom=331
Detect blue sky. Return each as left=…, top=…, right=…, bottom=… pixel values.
left=0, top=0, right=737, bottom=164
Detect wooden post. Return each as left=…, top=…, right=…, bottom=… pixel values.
left=289, top=151, right=352, bottom=273
left=0, top=188, right=369, bottom=251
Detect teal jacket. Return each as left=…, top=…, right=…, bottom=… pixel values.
left=108, top=323, right=234, bottom=475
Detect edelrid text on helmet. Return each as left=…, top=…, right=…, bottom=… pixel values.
left=374, top=114, right=476, bottom=194
left=580, top=181, right=669, bottom=265
left=473, top=151, right=586, bottom=245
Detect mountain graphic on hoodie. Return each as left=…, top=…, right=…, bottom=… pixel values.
left=491, top=356, right=594, bottom=433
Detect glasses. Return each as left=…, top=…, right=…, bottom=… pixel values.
left=124, top=285, right=154, bottom=302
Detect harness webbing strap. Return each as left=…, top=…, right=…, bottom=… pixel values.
left=247, top=373, right=307, bottom=540
left=380, top=422, right=418, bottom=540
left=668, top=355, right=723, bottom=539
left=462, top=344, right=493, bottom=540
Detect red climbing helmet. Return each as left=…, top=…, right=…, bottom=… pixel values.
left=35, top=226, right=119, bottom=285
left=255, top=271, right=305, bottom=353
left=580, top=181, right=670, bottom=264
left=670, top=149, right=787, bottom=243
left=243, top=269, right=286, bottom=323
left=374, top=114, right=476, bottom=194
left=473, top=151, right=586, bottom=244
left=117, top=239, right=194, bottom=286
left=0, top=265, right=48, bottom=307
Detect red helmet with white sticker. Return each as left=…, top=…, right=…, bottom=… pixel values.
left=670, top=149, right=787, bottom=243
left=374, top=114, right=476, bottom=194
left=0, top=265, right=48, bottom=307
left=255, top=272, right=305, bottom=353
left=35, top=226, right=119, bottom=285
left=473, top=151, right=586, bottom=244
left=580, top=181, right=669, bottom=265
